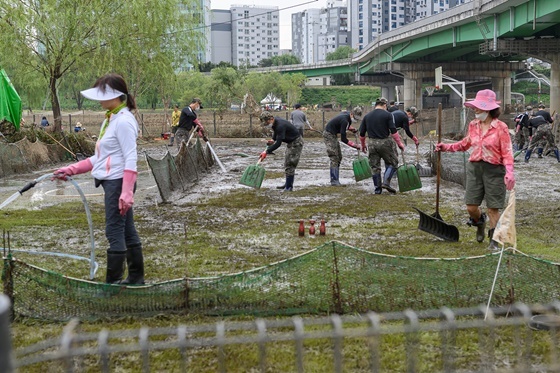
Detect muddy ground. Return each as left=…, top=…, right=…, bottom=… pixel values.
left=1, top=134, right=559, bottom=282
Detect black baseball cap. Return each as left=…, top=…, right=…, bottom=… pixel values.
left=191, top=98, right=203, bottom=109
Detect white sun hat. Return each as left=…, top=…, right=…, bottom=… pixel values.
left=80, top=85, right=125, bottom=101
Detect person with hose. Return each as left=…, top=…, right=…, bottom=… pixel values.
left=175, top=98, right=204, bottom=149
left=435, top=89, right=515, bottom=248
left=323, top=107, right=362, bottom=186
left=359, top=97, right=404, bottom=194
left=53, top=73, right=145, bottom=284
left=259, top=110, right=303, bottom=191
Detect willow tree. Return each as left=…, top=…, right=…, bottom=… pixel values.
left=0, top=0, right=201, bottom=131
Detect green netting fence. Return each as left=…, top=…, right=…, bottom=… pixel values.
left=3, top=241, right=560, bottom=321
left=145, top=137, right=215, bottom=202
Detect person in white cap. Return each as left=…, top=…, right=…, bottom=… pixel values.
left=54, top=73, right=144, bottom=284
left=435, top=89, right=515, bottom=249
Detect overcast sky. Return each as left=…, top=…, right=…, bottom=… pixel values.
left=210, top=0, right=329, bottom=49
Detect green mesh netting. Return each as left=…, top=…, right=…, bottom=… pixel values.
left=145, top=138, right=215, bottom=202
left=3, top=241, right=560, bottom=321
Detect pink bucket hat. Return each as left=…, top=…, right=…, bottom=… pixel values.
left=464, top=89, right=501, bottom=111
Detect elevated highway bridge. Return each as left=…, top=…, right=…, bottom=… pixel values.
left=255, top=0, right=560, bottom=113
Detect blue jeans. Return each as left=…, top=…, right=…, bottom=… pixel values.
left=100, top=179, right=141, bottom=253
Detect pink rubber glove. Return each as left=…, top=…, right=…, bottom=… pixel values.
left=360, top=136, right=367, bottom=153
left=348, top=126, right=357, bottom=134
left=259, top=151, right=267, bottom=160
left=194, top=118, right=204, bottom=132
left=412, top=136, right=419, bottom=146
left=347, top=140, right=360, bottom=150
left=266, top=139, right=274, bottom=146
left=391, top=132, right=405, bottom=151
left=435, top=142, right=462, bottom=152
left=119, top=170, right=137, bottom=216
left=504, top=164, right=515, bottom=191
left=53, top=159, right=93, bottom=181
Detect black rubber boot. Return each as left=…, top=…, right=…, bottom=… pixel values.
left=488, top=228, right=499, bottom=251
left=276, top=183, right=286, bottom=189
left=284, top=175, right=294, bottom=192
left=467, top=213, right=486, bottom=243
left=554, top=149, right=560, bottom=163
left=105, top=250, right=126, bottom=284
left=524, top=149, right=532, bottom=163
left=121, top=244, right=145, bottom=285
left=372, top=174, right=382, bottom=194
left=381, top=166, right=397, bottom=194
left=538, top=148, right=543, bottom=158
left=330, top=167, right=341, bottom=186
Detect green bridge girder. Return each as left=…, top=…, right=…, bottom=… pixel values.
left=270, top=0, right=560, bottom=78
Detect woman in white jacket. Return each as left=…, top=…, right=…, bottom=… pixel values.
left=54, top=73, right=144, bottom=284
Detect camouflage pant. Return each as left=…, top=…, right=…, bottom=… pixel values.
left=323, top=132, right=342, bottom=168
left=528, top=124, right=558, bottom=152
left=174, top=127, right=193, bottom=149
left=367, top=137, right=398, bottom=175
left=284, top=136, right=303, bottom=176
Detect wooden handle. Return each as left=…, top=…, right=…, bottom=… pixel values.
left=436, top=103, right=442, bottom=215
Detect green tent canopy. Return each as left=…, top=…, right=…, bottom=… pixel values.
left=0, top=69, right=22, bottom=130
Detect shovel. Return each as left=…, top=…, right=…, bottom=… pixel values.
left=397, top=150, right=422, bottom=192
left=352, top=135, right=371, bottom=182
left=414, top=103, right=459, bottom=242
left=239, top=155, right=266, bottom=189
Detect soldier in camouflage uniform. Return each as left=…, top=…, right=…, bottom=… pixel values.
left=359, top=97, right=405, bottom=194
left=525, top=103, right=560, bottom=163
left=323, top=107, right=362, bottom=185
left=259, top=111, right=304, bottom=191
left=513, top=105, right=531, bottom=151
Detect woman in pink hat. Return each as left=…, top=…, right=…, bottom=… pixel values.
left=435, top=89, right=515, bottom=248
left=54, top=73, right=145, bottom=284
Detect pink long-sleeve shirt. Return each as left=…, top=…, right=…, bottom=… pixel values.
left=451, top=118, right=514, bottom=166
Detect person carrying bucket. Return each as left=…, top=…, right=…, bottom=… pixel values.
left=259, top=111, right=303, bottom=192
left=435, top=89, right=515, bottom=248
left=322, top=107, right=363, bottom=186
left=358, top=97, right=405, bottom=194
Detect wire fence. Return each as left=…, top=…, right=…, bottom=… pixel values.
left=5, top=293, right=560, bottom=372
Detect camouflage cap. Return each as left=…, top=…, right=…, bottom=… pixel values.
left=351, top=107, right=363, bottom=120
left=375, top=97, right=388, bottom=106
left=526, top=105, right=533, bottom=111
left=259, top=110, right=274, bottom=124
left=406, top=106, right=419, bottom=118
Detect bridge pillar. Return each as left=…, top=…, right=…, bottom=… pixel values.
left=550, top=55, right=560, bottom=118
left=491, top=76, right=512, bottom=113
left=380, top=84, right=398, bottom=103
left=403, top=72, right=424, bottom=110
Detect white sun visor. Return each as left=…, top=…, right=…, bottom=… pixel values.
left=80, top=85, right=125, bottom=101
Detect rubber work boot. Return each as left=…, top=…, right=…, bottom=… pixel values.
left=524, top=149, right=532, bottom=163
left=372, top=174, right=382, bottom=194
left=488, top=228, right=499, bottom=251
left=283, top=175, right=294, bottom=192
left=381, top=166, right=397, bottom=194
left=276, top=183, right=286, bottom=189
left=538, top=148, right=543, bottom=158
left=105, top=250, right=126, bottom=284
left=554, top=149, right=560, bottom=163
left=330, top=167, right=341, bottom=186
left=467, top=213, right=486, bottom=243
left=121, top=244, right=145, bottom=285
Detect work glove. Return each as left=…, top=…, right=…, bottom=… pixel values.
left=359, top=136, right=367, bottom=153
left=408, top=119, right=416, bottom=125
left=194, top=118, right=204, bottom=132
left=119, top=169, right=137, bottom=216
left=435, top=142, right=462, bottom=152
left=53, top=159, right=93, bottom=181
left=259, top=151, right=267, bottom=160
left=348, top=126, right=357, bottom=134
left=347, top=140, right=360, bottom=150
left=504, top=164, right=515, bottom=191
left=412, top=136, right=419, bottom=146
left=266, top=139, right=274, bottom=146
left=391, top=132, right=405, bottom=151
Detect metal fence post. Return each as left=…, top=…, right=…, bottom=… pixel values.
left=322, top=111, right=325, bottom=131
left=0, top=294, right=14, bottom=373
left=213, top=111, right=217, bottom=136
left=249, top=115, right=253, bottom=137
left=69, top=114, right=72, bottom=129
